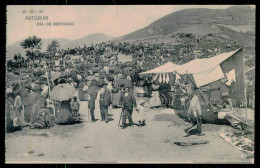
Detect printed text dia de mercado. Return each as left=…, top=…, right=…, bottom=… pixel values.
left=53, top=22, right=74, bottom=26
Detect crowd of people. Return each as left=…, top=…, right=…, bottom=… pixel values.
left=6, top=36, right=239, bottom=134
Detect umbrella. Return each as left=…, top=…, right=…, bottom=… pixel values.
left=116, top=79, right=132, bottom=87
left=77, top=75, right=82, bottom=80
left=65, top=68, right=71, bottom=72
left=6, top=88, right=13, bottom=94
left=51, top=71, right=61, bottom=81
left=32, top=84, right=42, bottom=92
left=55, top=67, right=60, bottom=71
left=67, top=77, right=73, bottom=82
left=21, top=74, right=30, bottom=78
left=87, top=76, right=95, bottom=81
left=124, top=61, right=134, bottom=67
left=50, top=84, right=77, bottom=101
left=92, top=67, right=100, bottom=73
left=6, top=73, right=22, bottom=80
left=109, top=66, right=117, bottom=72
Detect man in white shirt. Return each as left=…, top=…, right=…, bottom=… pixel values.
left=97, top=83, right=112, bottom=122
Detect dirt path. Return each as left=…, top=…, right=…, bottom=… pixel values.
left=5, top=96, right=253, bottom=163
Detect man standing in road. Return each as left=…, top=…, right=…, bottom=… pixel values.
left=14, top=90, right=24, bottom=126
left=120, top=86, right=138, bottom=129
left=87, top=81, right=98, bottom=123
left=97, top=82, right=112, bottom=123
left=184, top=86, right=204, bottom=136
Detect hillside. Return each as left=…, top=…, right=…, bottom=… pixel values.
left=113, top=6, right=255, bottom=43
left=6, top=33, right=114, bottom=60
left=61, top=33, right=114, bottom=49
left=6, top=38, right=71, bottom=61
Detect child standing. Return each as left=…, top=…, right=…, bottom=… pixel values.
left=137, top=100, right=147, bottom=127
left=71, top=96, right=80, bottom=121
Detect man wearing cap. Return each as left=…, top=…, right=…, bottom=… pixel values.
left=184, top=86, right=204, bottom=136
left=120, top=86, right=137, bottom=129
left=97, top=82, right=112, bottom=123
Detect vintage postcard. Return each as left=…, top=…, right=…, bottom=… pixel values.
left=5, top=5, right=255, bottom=163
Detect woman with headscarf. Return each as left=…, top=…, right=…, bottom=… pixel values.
left=30, top=90, right=47, bottom=124
left=30, top=108, right=55, bottom=129
left=55, top=99, right=74, bottom=124
left=149, top=81, right=161, bottom=108
left=143, top=77, right=152, bottom=97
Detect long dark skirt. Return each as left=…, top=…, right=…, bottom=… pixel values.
left=30, top=110, right=55, bottom=129
left=56, top=101, right=74, bottom=125
left=112, top=92, right=121, bottom=107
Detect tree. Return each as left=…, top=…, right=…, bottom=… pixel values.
left=47, top=40, right=60, bottom=58
left=16, top=53, right=22, bottom=76
left=20, top=35, right=42, bottom=60
left=13, top=54, right=18, bottom=62
left=7, top=60, right=14, bottom=72
left=17, top=53, right=22, bottom=62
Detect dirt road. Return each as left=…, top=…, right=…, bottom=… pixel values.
left=5, top=96, right=253, bottom=163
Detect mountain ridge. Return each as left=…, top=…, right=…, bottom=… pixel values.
left=6, top=6, right=255, bottom=60
left=112, top=6, right=255, bottom=42
left=6, top=33, right=114, bottom=60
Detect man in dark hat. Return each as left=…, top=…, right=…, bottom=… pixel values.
left=97, top=82, right=112, bottom=123
left=119, top=86, right=137, bottom=129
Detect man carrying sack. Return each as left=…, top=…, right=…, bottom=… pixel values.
left=184, top=86, right=205, bottom=136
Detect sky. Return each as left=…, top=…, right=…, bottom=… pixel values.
left=7, top=5, right=248, bottom=45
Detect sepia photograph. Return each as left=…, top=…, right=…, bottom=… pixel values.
left=5, top=5, right=255, bottom=163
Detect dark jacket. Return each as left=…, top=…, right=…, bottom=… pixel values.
left=120, top=92, right=137, bottom=112
left=100, top=88, right=112, bottom=107
left=87, top=86, right=98, bottom=109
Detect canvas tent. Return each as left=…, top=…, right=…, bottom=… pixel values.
left=140, top=49, right=245, bottom=106
left=139, top=62, right=180, bottom=83
left=140, top=62, right=179, bottom=74
left=172, top=48, right=245, bottom=105
left=245, top=67, right=255, bottom=76
left=172, top=49, right=241, bottom=86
